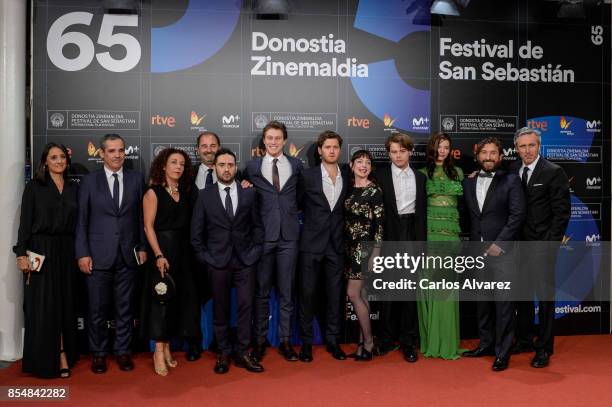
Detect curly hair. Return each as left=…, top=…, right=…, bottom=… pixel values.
left=148, top=148, right=192, bottom=191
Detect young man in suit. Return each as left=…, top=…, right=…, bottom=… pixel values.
left=509, top=127, right=570, bottom=368
left=375, top=132, right=427, bottom=362
left=245, top=121, right=304, bottom=362
left=191, top=148, right=264, bottom=374
left=462, top=137, right=526, bottom=371
left=297, top=131, right=349, bottom=362
left=75, top=134, right=147, bottom=374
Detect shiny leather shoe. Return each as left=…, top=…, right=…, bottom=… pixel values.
left=252, top=343, right=266, bottom=362
left=531, top=351, right=550, bottom=368
left=326, top=344, right=346, bottom=360
left=91, top=356, right=107, bottom=374
left=116, top=354, right=134, bottom=371
left=214, top=355, right=230, bottom=374
left=402, top=345, right=418, bottom=363
left=355, top=346, right=373, bottom=362
left=278, top=341, right=299, bottom=362
left=234, top=354, right=264, bottom=373
left=492, top=357, right=509, bottom=371
left=462, top=347, right=495, bottom=357
left=186, top=343, right=202, bottom=362
left=299, top=344, right=313, bottom=362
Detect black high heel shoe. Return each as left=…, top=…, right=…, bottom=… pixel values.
left=347, top=343, right=364, bottom=359
left=59, top=349, right=71, bottom=378
left=355, top=346, right=373, bottom=362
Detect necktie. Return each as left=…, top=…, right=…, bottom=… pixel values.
left=522, top=167, right=529, bottom=189
left=272, top=158, right=281, bottom=192
left=205, top=168, right=214, bottom=189
left=224, top=186, right=234, bottom=219
left=112, top=173, right=120, bottom=209
left=478, top=172, right=493, bottom=178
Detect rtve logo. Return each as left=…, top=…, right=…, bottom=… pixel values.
left=347, top=116, right=370, bottom=129
left=151, top=114, right=176, bottom=127
left=527, top=119, right=548, bottom=132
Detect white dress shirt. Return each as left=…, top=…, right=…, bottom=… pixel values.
left=321, top=164, right=343, bottom=210
left=195, top=163, right=217, bottom=190
left=218, top=180, right=238, bottom=216
left=476, top=171, right=495, bottom=212
left=261, top=153, right=292, bottom=191
left=391, top=163, right=416, bottom=214
left=103, top=166, right=123, bottom=206
left=519, top=154, right=540, bottom=185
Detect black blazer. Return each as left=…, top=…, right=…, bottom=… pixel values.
left=508, top=157, right=570, bottom=242
left=190, top=182, right=264, bottom=269
left=462, top=170, right=526, bottom=250
left=297, top=164, right=350, bottom=255
left=375, top=163, right=427, bottom=241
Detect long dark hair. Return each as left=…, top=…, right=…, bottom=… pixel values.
left=148, top=148, right=193, bottom=191
left=350, top=149, right=376, bottom=184
left=34, top=142, right=71, bottom=184
left=426, top=131, right=458, bottom=180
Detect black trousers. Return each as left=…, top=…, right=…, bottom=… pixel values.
left=378, top=215, right=419, bottom=347
left=86, top=248, right=137, bottom=356
left=254, top=239, right=298, bottom=344
left=515, top=246, right=556, bottom=354
left=208, top=257, right=255, bottom=357
left=298, top=247, right=344, bottom=345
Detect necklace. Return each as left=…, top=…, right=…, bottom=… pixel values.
left=166, top=184, right=179, bottom=194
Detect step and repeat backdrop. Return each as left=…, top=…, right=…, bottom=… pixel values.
left=32, top=0, right=611, bottom=347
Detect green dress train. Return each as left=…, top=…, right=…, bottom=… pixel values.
left=417, top=164, right=464, bottom=359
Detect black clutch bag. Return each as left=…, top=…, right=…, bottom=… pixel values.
left=151, top=272, right=176, bottom=303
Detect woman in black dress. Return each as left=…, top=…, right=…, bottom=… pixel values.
left=143, top=148, right=193, bottom=376
left=14, top=142, right=78, bottom=378
left=344, top=150, right=384, bottom=361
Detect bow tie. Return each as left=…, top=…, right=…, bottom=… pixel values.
left=478, top=172, right=494, bottom=178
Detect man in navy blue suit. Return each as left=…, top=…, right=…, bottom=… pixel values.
left=75, top=134, right=147, bottom=374
left=297, top=131, right=349, bottom=362
left=462, top=137, right=526, bottom=372
left=245, top=121, right=303, bottom=362
left=191, top=148, right=264, bottom=374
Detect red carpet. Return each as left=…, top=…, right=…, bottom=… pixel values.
left=1, top=335, right=611, bottom=406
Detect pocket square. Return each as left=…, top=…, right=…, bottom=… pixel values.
left=533, top=183, right=543, bottom=186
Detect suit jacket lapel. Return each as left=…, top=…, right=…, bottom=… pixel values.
left=466, top=177, right=481, bottom=217
left=331, top=167, right=349, bottom=212
left=527, top=156, right=545, bottom=187
left=315, top=166, right=333, bottom=212
left=481, top=173, right=499, bottom=214
left=256, top=157, right=275, bottom=191
left=97, top=170, right=118, bottom=214
left=385, top=165, right=399, bottom=215
left=119, top=170, right=129, bottom=213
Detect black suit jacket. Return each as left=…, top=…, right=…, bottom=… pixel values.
left=508, top=157, right=570, bottom=242
left=375, top=163, right=427, bottom=241
left=297, top=164, right=350, bottom=255
left=462, top=170, right=526, bottom=250
left=190, top=181, right=264, bottom=269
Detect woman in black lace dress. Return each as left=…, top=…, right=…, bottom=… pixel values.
left=344, top=150, right=384, bottom=361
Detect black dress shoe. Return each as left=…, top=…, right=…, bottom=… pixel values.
left=278, top=341, right=299, bottom=362
left=252, top=343, right=266, bottom=362
left=492, top=357, right=509, bottom=371
left=355, top=346, right=373, bottom=362
left=116, top=354, right=134, bottom=371
left=347, top=343, right=363, bottom=359
left=299, top=344, right=313, bottom=362
left=186, top=343, right=202, bottom=362
left=511, top=340, right=534, bottom=355
left=326, top=344, right=346, bottom=360
left=234, top=354, right=264, bottom=373
left=531, top=351, right=550, bottom=368
left=214, top=355, right=230, bottom=374
left=402, top=346, right=418, bottom=363
left=91, top=356, right=107, bottom=374
left=462, top=347, right=495, bottom=357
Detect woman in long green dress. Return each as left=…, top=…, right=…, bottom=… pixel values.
left=417, top=131, right=464, bottom=359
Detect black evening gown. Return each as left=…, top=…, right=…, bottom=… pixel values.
left=142, top=185, right=198, bottom=341
left=13, top=178, right=79, bottom=378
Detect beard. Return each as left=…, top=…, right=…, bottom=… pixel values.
left=478, top=159, right=502, bottom=173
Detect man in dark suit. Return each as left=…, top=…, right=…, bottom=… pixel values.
left=509, top=127, right=570, bottom=368
left=191, top=148, right=264, bottom=374
left=462, top=137, right=526, bottom=371
left=244, top=121, right=303, bottom=362
left=297, top=131, right=349, bottom=362
left=75, top=134, right=147, bottom=374
left=375, top=132, right=427, bottom=362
